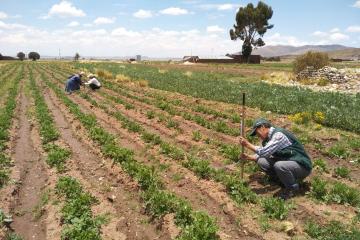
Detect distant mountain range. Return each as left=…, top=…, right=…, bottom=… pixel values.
left=252, top=44, right=360, bottom=59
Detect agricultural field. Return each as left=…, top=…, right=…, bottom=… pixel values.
left=0, top=60, right=359, bottom=240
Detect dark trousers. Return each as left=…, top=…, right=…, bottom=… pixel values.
left=89, top=84, right=101, bottom=90
left=257, top=157, right=311, bottom=189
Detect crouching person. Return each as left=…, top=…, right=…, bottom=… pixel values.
left=239, top=118, right=312, bottom=200
left=85, top=74, right=101, bottom=90
left=65, top=71, right=84, bottom=94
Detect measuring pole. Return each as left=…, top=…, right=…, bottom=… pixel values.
left=240, top=93, right=246, bottom=179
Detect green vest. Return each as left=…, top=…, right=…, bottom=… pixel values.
left=262, top=128, right=312, bottom=170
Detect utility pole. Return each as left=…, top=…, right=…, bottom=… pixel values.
left=59, top=48, right=61, bottom=60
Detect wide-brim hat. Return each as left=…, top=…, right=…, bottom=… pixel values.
left=249, top=118, right=271, bottom=136
left=87, top=73, right=95, bottom=78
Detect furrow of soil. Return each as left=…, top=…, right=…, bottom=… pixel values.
left=9, top=86, right=48, bottom=239
left=38, top=73, right=171, bottom=240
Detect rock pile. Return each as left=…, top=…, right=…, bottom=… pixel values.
left=296, top=66, right=358, bottom=83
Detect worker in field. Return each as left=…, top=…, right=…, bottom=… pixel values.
left=85, top=74, right=101, bottom=91
left=239, top=118, right=312, bottom=200
left=65, top=71, right=84, bottom=94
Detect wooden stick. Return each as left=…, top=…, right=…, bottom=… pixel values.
left=240, top=93, right=246, bottom=179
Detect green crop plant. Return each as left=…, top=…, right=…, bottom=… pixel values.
left=141, top=132, right=162, bottom=145
left=146, top=110, right=155, bottom=119
left=327, top=144, right=350, bottom=159
left=310, top=177, right=328, bottom=201
left=167, top=119, right=180, bottom=129
left=192, top=130, right=202, bottom=142
left=219, top=144, right=240, bottom=162
left=334, top=166, right=350, bottom=178
left=45, top=144, right=71, bottom=172
left=177, top=211, right=219, bottom=240
left=183, top=157, right=213, bottom=179
left=310, top=177, right=360, bottom=206
left=56, top=176, right=103, bottom=240
left=261, top=197, right=293, bottom=220
left=160, top=142, right=185, bottom=161
left=305, top=220, right=360, bottom=240
left=313, top=159, right=328, bottom=173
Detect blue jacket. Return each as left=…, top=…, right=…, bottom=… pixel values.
left=65, top=75, right=82, bottom=92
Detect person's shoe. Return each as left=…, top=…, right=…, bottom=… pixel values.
left=279, top=184, right=299, bottom=200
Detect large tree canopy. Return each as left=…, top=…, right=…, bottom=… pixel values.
left=28, top=52, right=40, bottom=61
left=17, top=52, right=25, bottom=61
left=230, top=1, right=273, bottom=62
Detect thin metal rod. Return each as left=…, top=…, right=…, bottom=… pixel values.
left=240, top=93, right=245, bottom=179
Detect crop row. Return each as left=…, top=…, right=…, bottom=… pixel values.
left=43, top=62, right=360, bottom=238
left=56, top=176, right=104, bottom=239
left=40, top=67, right=221, bottom=240
left=44, top=64, right=304, bottom=234
left=75, top=62, right=360, bottom=133
left=29, top=66, right=71, bottom=172
left=0, top=65, right=22, bottom=188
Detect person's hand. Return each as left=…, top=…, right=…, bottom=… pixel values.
left=239, top=136, right=250, bottom=147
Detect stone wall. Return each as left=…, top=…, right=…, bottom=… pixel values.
left=296, top=66, right=353, bottom=83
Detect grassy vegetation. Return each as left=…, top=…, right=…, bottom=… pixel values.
left=76, top=62, right=360, bottom=133
left=310, top=176, right=360, bottom=206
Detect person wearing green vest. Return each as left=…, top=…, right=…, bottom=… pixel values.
left=239, top=118, right=312, bottom=200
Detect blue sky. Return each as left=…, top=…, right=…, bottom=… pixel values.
left=0, top=0, right=359, bottom=57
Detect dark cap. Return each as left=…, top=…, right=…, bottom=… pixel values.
left=249, top=118, right=271, bottom=136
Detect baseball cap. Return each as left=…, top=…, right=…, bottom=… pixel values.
left=249, top=118, right=271, bottom=136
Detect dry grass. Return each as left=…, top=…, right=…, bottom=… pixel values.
left=261, top=71, right=294, bottom=84
left=137, top=80, right=149, bottom=88
left=115, top=74, right=132, bottom=83
left=95, top=69, right=113, bottom=80
left=184, top=71, right=193, bottom=77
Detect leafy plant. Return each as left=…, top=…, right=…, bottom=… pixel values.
left=334, top=166, right=350, bottom=178
left=192, top=131, right=202, bottom=142
left=261, top=197, right=292, bottom=220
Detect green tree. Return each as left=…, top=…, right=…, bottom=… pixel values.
left=28, top=52, right=40, bottom=61
left=74, top=52, right=80, bottom=61
left=230, top=1, right=273, bottom=62
left=17, top=52, right=25, bottom=61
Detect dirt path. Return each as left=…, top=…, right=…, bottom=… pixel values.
left=10, top=88, right=48, bottom=240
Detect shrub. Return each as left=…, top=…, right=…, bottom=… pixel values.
left=293, top=51, right=329, bottom=74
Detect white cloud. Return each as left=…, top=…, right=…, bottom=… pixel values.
left=312, top=31, right=326, bottom=37
left=0, top=20, right=27, bottom=30
left=93, top=17, right=115, bottom=25
left=206, top=25, right=224, bottom=33
left=312, top=29, right=350, bottom=42
left=346, top=25, right=360, bottom=32
left=330, top=32, right=349, bottom=41
left=44, top=1, right=86, bottom=18
left=353, top=0, right=360, bottom=8
left=111, top=27, right=142, bottom=38
left=159, top=7, right=189, bottom=15
left=133, top=9, right=153, bottom=18
left=265, top=33, right=308, bottom=46
left=67, top=21, right=79, bottom=27
left=200, top=4, right=240, bottom=11
left=0, top=12, right=8, bottom=19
